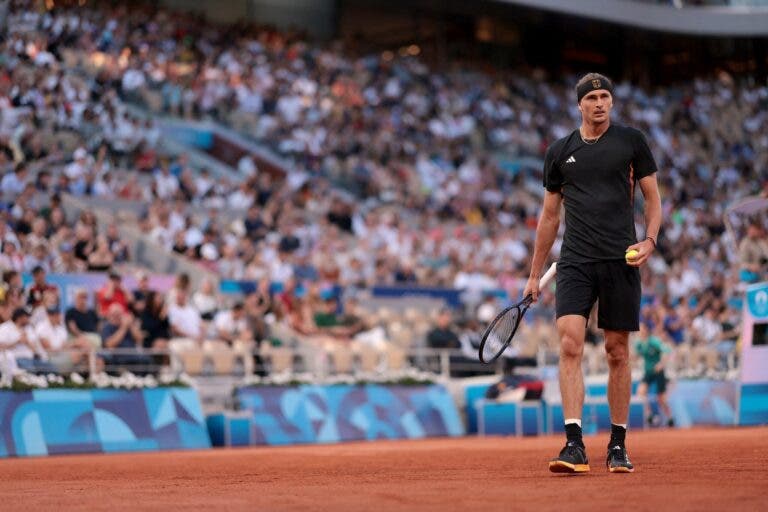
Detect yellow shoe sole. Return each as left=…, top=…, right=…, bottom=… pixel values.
left=608, top=466, right=634, bottom=473
left=549, top=460, right=591, bottom=473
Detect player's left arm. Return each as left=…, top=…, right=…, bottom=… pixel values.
left=626, top=173, right=661, bottom=267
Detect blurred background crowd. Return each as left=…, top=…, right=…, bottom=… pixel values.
left=0, top=0, right=766, bottom=380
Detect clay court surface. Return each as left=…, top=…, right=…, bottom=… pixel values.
left=0, top=427, right=765, bottom=511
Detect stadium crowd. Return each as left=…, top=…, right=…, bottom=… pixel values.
left=0, top=1, right=766, bottom=378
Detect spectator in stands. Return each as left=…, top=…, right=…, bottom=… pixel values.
left=87, top=235, right=115, bottom=272
left=168, top=288, right=204, bottom=344
left=689, top=305, right=722, bottom=375
left=36, top=306, right=93, bottom=372
left=140, top=291, right=171, bottom=349
left=25, top=266, right=57, bottom=308
left=738, top=221, right=768, bottom=283
left=0, top=241, right=24, bottom=273
left=100, top=303, right=151, bottom=374
left=1, top=163, right=28, bottom=196
left=52, top=242, right=86, bottom=273
left=0, top=307, right=55, bottom=374
left=65, top=288, right=102, bottom=348
left=96, top=272, right=131, bottom=316
left=192, top=277, right=220, bottom=321
left=132, top=271, right=153, bottom=305
left=139, top=290, right=171, bottom=370
left=106, top=223, right=130, bottom=263
left=22, top=242, right=51, bottom=273
left=213, top=302, right=253, bottom=346
left=426, top=309, right=461, bottom=349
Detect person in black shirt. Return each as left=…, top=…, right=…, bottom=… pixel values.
left=426, top=309, right=461, bottom=349
left=523, top=73, right=662, bottom=475
left=65, top=289, right=101, bottom=338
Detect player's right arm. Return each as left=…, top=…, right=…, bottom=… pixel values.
left=524, top=190, right=562, bottom=302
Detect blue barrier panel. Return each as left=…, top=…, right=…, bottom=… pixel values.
left=475, top=400, right=543, bottom=436
left=668, top=379, right=738, bottom=427
left=464, top=384, right=488, bottom=434
left=0, top=388, right=210, bottom=457
left=739, top=383, right=768, bottom=425
left=214, top=384, right=464, bottom=447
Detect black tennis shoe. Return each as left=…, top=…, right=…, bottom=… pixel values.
left=549, top=441, right=590, bottom=473
left=606, top=443, right=634, bottom=473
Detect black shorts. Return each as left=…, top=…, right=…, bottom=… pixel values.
left=555, top=260, right=641, bottom=331
left=642, top=371, right=668, bottom=394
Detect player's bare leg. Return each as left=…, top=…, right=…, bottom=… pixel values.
left=605, top=330, right=631, bottom=423
left=559, top=315, right=587, bottom=421
left=604, top=329, right=634, bottom=473
left=549, top=314, right=590, bottom=473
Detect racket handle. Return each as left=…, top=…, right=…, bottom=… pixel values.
left=538, top=262, right=557, bottom=290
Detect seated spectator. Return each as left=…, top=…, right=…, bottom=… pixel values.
left=168, top=289, right=204, bottom=345
left=132, top=271, right=153, bottom=305
left=96, top=272, right=131, bottom=316
left=0, top=271, right=24, bottom=322
left=25, top=266, right=58, bottom=308
left=166, top=272, right=190, bottom=307
left=140, top=291, right=171, bottom=349
left=213, top=302, right=253, bottom=346
left=0, top=307, right=56, bottom=374
left=426, top=309, right=461, bottom=349
left=52, top=242, right=87, bottom=273
left=36, top=306, right=93, bottom=373
left=738, top=221, right=768, bottom=283
left=65, top=288, right=102, bottom=348
left=106, top=223, right=130, bottom=263
left=0, top=242, right=24, bottom=273
left=139, top=290, right=170, bottom=369
left=100, top=303, right=152, bottom=374
left=689, top=306, right=722, bottom=375
left=23, top=243, right=53, bottom=273
left=192, top=277, right=220, bottom=321
left=87, top=235, right=115, bottom=272
left=243, top=278, right=272, bottom=342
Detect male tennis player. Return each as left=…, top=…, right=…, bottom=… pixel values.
left=523, top=73, right=662, bottom=474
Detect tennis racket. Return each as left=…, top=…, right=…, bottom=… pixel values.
left=478, top=262, right=557, bottom=364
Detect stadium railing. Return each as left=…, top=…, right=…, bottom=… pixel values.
left=3, top=341, right=737, bottom=383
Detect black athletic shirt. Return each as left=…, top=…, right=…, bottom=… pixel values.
left=543, top=124, right=658, bottom=263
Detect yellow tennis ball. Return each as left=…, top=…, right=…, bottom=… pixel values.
left=625, top=249, right=639, bottom=262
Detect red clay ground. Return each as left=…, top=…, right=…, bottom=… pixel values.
left=0, top=427, right=765, bottom=511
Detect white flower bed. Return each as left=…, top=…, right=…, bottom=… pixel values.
left=0, top=370, right=194, bottom=390
left=241, top=367, right=439, bottom=387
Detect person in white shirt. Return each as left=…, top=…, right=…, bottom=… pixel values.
left=154, top=162, right=179, bottom=200
left=64, top=147, right=90, bottom=181
left=0, top=307, right=55, bottom=375
left=168, top=289, right=204, bottom=342
left=36, top=307, right=92, bottom=372
left=213, top=303, right=252, bottom=346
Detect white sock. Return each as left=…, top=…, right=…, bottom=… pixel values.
left=613, top=423, right=627, bottom=429
left=564, top=418, right=582, bottom=427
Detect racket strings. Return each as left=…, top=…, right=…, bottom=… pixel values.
left=480, top=306, right=521, bottom=362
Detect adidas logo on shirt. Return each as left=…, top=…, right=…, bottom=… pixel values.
left=566, top=155, right=576, bottom=164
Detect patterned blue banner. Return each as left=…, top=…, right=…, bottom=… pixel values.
left=214, top=384, right=464, bottom=446
left=0, top=388, right=210, bottom=457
